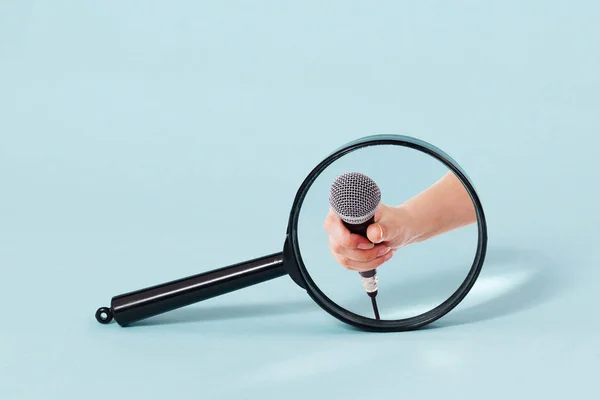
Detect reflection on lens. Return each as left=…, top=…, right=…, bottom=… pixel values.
left=297, top=143, right=478, bottom=322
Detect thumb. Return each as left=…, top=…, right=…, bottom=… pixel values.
left=366, top=205, right=393, bottom=244
left=366, top=221, right=386, bottom=244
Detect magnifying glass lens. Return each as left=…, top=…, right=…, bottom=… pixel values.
left=296, top=143, right=480, bottom=325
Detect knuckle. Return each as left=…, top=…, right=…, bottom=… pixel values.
left=358, top=249, right=377, bottom=262
left=378, top=253, right=392, bottom=266
left=366, top=257, right=383, bottom=269
left=374, top=258, right=385, bottom=268
left=341, top=235, right=353, bottom=248
left=328, top=237, right=343, bottom=254
left=339, top=256, right=351, bottom=267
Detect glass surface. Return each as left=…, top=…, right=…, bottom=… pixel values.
left=297, top=144, right=479, bottom=321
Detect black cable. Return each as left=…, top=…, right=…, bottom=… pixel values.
left=370, top=296, right=380, bottom=320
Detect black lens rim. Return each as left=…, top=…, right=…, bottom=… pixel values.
left=285, top=134, right=488, bottom=331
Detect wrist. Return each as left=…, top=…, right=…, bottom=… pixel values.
left=390, top=204, right=425, bottom=247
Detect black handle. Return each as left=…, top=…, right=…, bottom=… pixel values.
left=95, top=252, right=287, bottom=326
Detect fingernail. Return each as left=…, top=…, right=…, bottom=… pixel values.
left=374, top=223, right=383, bottom=243
left=358, top=243, right=374, bottom=250
left=384, top=251, right=393, bottom=261
left=378, top=247, right=391, bottom=256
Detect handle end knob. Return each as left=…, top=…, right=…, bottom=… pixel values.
left=95, top=307, right=113, bottom=324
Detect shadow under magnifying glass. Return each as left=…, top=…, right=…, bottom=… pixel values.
left=423, top=245, right=570, bottom=329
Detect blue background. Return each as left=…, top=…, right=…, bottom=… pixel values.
left=1, top=1, right=599, bottom=399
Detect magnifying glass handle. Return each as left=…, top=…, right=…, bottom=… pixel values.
left=95, top=252, right=286, bottom=326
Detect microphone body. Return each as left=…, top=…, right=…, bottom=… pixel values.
left=342, top=216, right=381, bottom=319
left=96, top=253, right=286, bottom=326
left=341, top=217, right=373, bottom=239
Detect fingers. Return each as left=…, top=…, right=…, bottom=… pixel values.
left=330, top=248, right=395, bottom=272
left=328, top=236, right=389, bottom=262
left=323, top=209, right=372, bottom=249
left=324, top=208, right=395, bottom=272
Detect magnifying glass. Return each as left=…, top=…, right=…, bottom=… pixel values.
left=94, top=134, right=487, bottom=332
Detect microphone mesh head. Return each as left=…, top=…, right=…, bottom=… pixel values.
left=329, top=172, right=381, bottom=224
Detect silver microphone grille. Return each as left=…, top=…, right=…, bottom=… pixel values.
left=329, top=172, right=381, bottom=224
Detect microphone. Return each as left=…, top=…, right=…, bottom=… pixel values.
left=329, top=172, right=382, bottom=320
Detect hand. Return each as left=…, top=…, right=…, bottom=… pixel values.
left=324, top=172, right=477, bottom=272
left=323, top=203, right=417, bottom=272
